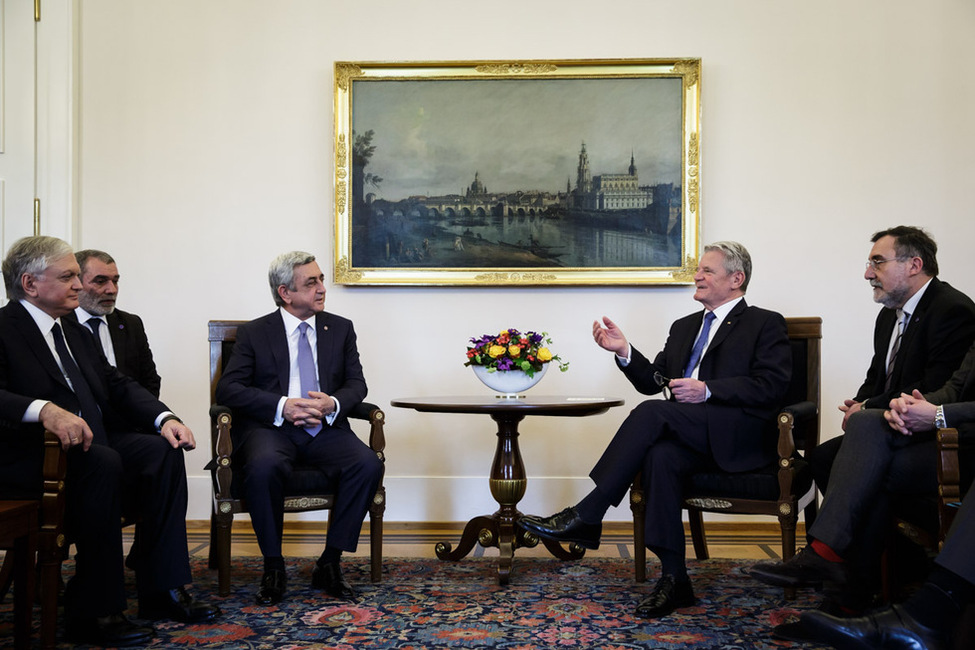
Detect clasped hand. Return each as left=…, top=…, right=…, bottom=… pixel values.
left=884, top=389, right=937, bottom=436
left=284, top=391, right=335, bottom=427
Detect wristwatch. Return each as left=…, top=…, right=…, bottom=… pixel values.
left=935, top=405, right=947, bottom=429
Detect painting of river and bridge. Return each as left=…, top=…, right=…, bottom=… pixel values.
left=333, top=59, right=701, bottom=285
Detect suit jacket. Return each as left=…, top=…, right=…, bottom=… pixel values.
left=855, top=277, right=975, bottom=410
left=214, top=310, right=367, bottom=438
left=621, top=300, right=792, bottom=472
left=924, top=341, right=975, bottom=438
left=65, top=308, right=162, bottom=397
left=0, top=300, right=170, bottom=483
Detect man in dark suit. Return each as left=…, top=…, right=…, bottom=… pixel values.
left=520, top=241, right=791, bottom=619
left=67, top=249, right=161, bottom=396
left=753, top=228, right=975, bottom=628
left=0, top=236, right=218, bottom=646
left=750, top=339, right=975, bottom=600
left=796, top=357, right=975, bottom=650
left=214, top=251, right=383, bottom=606
left=811, top=226, right=975, bottom=490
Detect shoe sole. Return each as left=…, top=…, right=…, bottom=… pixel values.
left=634, top=596, right=696, bottom=619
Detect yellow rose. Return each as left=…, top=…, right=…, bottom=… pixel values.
left=488, top=345, right=506, bottom=358
left=537, top=347, right=553, bottom=362
left=508, top=345, right=521, bottom=358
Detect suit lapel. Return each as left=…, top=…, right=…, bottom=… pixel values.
left=266, top=312, right=292, bottom=393
left=106, top=311, right=125, bottom=368
left=315, top=312, right=332, bottom=393
left=706, top=299, right=747, bottom=352
left=8, top=302, right=73, bottom=392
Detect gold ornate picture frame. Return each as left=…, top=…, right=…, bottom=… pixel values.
left=334, top=58, right=700, bottom=286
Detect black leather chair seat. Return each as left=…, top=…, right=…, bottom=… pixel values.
left=685, top=458, right=813, bottom=502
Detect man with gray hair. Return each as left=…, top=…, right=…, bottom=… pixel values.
left=521, top=241, right=792, bottom=619
left=0, top=236, right=218, bottom=646
left=215, top=251, right=383, bottom=606
left=66, top=249, right=161, bottom=396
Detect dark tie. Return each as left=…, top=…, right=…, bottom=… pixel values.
left=684, top=311, right=717, bottom=378
left=51, top=323, right=107, bottom=444
left=884, top=310, right=909, bottom=391
left=87, top=318, right=104, bottom=351
left=297, top=322, right=321, bottom=436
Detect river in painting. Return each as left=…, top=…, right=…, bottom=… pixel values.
left=351, top=209, right=682, bottom=269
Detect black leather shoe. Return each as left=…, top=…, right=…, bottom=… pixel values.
left=801, top=604, right=947, bottom=650
left=518, top=508, right=602, bottom=550
left=66, top=613, right=155, bottom=646
left=138, top=586, right=221, bottom=623
left=256, top=569, right=287, bottom=605
left=634, top=575, right=696, bottom=619
left=312, top=561, right=357, bottom=602
left=748, top=546, right=848, bottom=589
left=772, top=595, right=860, bottom=642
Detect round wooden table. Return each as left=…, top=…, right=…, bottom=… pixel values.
left=390, top=395, right=624, bottom=584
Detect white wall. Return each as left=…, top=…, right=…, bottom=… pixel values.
left=70, top=0, right=975, bottom=522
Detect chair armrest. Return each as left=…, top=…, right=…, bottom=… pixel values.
left=937, top=427, right=960, bottom=544
left=40, top=431, right=67, bottom=554
left=780, top=400, right=817, bottom=422
left=349, top=401, right=386, bottom=459
left=207, top=405, right=234, bottom=499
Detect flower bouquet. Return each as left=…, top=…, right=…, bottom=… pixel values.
left=464, top=328, right=569, bottom=377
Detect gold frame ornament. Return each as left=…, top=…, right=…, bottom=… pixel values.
left=334, top=58, right=701, bottom=286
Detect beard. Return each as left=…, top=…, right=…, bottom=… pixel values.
left=79, top=292, right=116, bottom=316
left=871, top=281, right=908, bottom=309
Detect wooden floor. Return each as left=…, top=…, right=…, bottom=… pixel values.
left=180, top=521, right=801, bottom=561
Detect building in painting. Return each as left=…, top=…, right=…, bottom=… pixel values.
left=571, top=143, right=653, bottom=211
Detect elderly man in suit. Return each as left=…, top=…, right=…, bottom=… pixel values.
left=520, top=241, right=792, bottom=619
left=67, top=249, right=161, bottom=396
left=0, top=236, right=218, bottom=647
left=215, top=251, right=383, bottom=606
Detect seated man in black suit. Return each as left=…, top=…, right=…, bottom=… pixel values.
left=751, top=341, right=975, bottom=631
left=520, top=241, right=792, bottom=619
left=68, top=249, right=161, bottom=396
left=802, top=478, right=975, bottom=650
left=0, top=236, right=218, bottom=646
left=214, top=251, right=383, bottom=606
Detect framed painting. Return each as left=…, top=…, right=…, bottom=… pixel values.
left=333, top=58, right=701, bottom=286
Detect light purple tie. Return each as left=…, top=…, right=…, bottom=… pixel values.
left=297, top=322, right=321, bottom=436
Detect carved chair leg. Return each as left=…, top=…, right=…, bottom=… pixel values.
left=213, top=513, right=233, bottom=597
left=630, top=485, right=646, bottom=583
left=688, top=509, right=709, bottom=560
left=369, top=487, right=386, bottom=583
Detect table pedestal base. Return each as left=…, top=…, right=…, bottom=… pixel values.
left=435, top=412, right=587, bottom=585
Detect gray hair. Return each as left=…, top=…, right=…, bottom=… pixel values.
left=3, top=236, right=75, bottom=301
left=703, top=241, right=752, bottom=292
left=75, top=249, right=116, bottom=276
left=268, top=251, right=317, bottom=306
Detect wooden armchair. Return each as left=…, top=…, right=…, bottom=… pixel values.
left=0, top=431, right=68, bottom=650
left=206, top=320, right=387, bottom=596
left=631, top=316, right=822, bottom=582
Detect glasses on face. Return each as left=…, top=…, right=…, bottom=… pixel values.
left=653, top=371, right=673, bottom=399
left=865, top=256, right=907, bottom=271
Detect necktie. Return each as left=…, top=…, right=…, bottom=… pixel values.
left=884, top=310, right=909, bottom=391
left=51, top=323, right=107, bottom=444
left=87, top=318, right=104, bottom=350
left=297, top=322, right=322, bottom=436
left=684, top=311, right=716, bottom=378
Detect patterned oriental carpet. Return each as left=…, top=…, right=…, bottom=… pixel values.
left=1, top=556, right=832, bottom=649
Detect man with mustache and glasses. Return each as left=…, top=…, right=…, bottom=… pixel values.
left=752, top=226, right=975, bottom=637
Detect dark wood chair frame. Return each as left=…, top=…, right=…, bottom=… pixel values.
left=630, top=316, right=822, bottom=582
left=0, top=432, right=68, bottom=650
left=207, top=320, right=387, bottom=596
